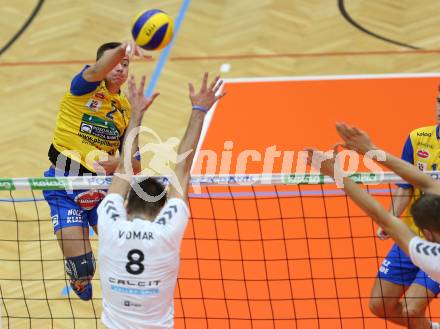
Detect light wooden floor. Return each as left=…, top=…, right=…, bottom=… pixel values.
left=1, top=0, right=440, bottom=328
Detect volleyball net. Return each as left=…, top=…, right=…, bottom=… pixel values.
left=1, top=173, right=440, bottom=329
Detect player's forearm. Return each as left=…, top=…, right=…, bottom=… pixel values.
left=342, top=177, right=415, bottom=252
left=86, top=46, right=126, bottom=81
left=378, top=150, right=439, bottom=194
left=388, top=186, right=413, bottom=217
left=116, top=112, right=143, bottom=174
left=342, top=178, right=389, bottom=227
left=176, top=110, right=205, bottom=172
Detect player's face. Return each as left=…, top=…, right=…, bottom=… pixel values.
left=106, top=56, right=129, bottom=88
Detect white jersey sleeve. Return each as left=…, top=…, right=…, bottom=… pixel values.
left=97, top=193, right=127, bottom=236
left=409, top=236, right=440, bottom=282
left=153, top=198, right=190, bottom=248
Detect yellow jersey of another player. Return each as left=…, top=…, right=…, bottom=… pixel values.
left=50, top=66, right=130, bottom=172
left=399, top=125, right=440, bottom=236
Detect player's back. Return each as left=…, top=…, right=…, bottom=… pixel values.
left=97, top=194, right=189, bottom=329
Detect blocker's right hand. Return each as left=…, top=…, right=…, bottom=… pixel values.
left=377, top=227, right=390, bottom=240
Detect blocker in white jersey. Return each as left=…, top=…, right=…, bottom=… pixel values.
left=96, top=73, right=226, bottom=329
left=97, top=194, right=189, bottom=329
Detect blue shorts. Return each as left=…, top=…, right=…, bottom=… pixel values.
left=42, top=167, right=107, bottom=233
left=378, top=243, right=440, bottom=295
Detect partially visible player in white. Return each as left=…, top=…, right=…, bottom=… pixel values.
left=304, top=123, right=440, bottom=326
left=97, top=73, right=225, bottom=329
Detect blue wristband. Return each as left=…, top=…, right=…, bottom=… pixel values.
left=192, top=105, right=208, bottom=113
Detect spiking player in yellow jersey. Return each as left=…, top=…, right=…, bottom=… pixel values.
left=43, top=41, right=159, bottom=301
left=368, top=88, right=440, bottom=329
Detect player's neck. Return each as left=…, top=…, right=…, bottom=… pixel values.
left=127, top=212, right=155, bottom=222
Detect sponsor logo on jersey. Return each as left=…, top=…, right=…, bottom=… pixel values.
left=80, top=123, right=93, bottom=134
left=74, top=190, right=106, bottom=210
left=416, top=142, right=433, bottom=149
left=108, top=278, right=160, bottom=287
left=417, top=149, right=429, bottom=159
left=85, top=99, right=102, bottom=112
left=111, top=286, right=159, bottom=295
left=79, top=114, right=120, bottom=141
left=124, top=300, right=141, bottom=308
left=109, top=277, right=161, bottom=296
left=417, top=132, right=432, bottom=137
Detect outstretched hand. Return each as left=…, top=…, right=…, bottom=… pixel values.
left=303, top=147, right=337, bottom=178
left=189, top=72, right=226, bottom=111
left=336, top=123, right=377, bottom=154
left=127, top=75, right=159, bottom=118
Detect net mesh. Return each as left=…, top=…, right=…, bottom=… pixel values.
left=1, top=175, right=440, bottom=329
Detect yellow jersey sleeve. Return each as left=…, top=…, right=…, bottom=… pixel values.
left=51, top=75, right=131, bottom=172
left=400, top=125, right=440, bottom=237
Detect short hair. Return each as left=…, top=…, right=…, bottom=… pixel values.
left=410, top=194, right=440, bottom=231
left=96, top=42, right=122, bottom=61
left=126, top=178, right=167, bottom=217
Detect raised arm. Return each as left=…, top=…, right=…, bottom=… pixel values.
left=311, top=151, right=440, bottom=283
left=304, top=148, right=415, bottom=254
left=336, top=123, right=440, bottom=195
left=83, top=41, right=145, bottom=82
left=107, top=75, right=159, bottom=196
left=168, top=73, right=226, bottom=201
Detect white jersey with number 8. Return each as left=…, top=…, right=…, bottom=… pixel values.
left=97, top=193, right=189, bottom=329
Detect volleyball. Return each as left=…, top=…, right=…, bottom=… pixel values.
left=131, top=9, right=174, bottom=51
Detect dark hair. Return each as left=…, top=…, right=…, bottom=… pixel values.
left=126, top=177, right=167, bottom=217
left=410, top=194, right=440, bottom=231
left=96, top=42, right=122, bottom=60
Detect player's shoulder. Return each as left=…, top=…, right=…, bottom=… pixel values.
left=409, top=235, right=436, bottom=260
left=97, top=193, right=125, bottom=217
left=153, top=198, right=190, bottom=224
left=165, top=198, right=189, bottom=215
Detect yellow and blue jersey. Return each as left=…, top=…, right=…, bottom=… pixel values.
left=49, top=66, right=131, bottom=173
left=398, top=125, right=440, bottom=236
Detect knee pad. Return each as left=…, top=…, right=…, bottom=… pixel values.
left=65, top=252, right=96, bottom=280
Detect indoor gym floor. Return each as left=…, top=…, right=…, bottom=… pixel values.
left=2, top=1, right=440, bottom=328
